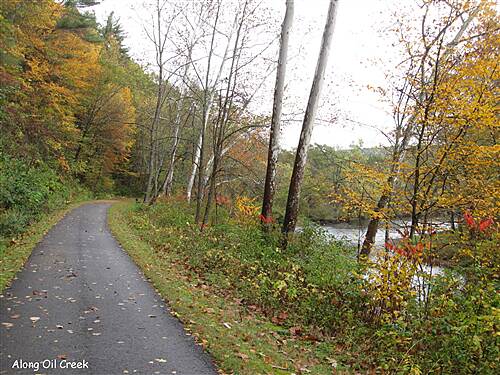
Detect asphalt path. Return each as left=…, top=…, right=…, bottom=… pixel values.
left=0, top=202, right=217, bottom=375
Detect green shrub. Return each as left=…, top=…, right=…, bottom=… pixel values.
left=0, top=153, right=73, bottom=238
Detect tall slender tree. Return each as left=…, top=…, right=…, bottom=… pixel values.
left=282, top=0, right=339, bottom=238
left=261, top=0, right=294, bottom=228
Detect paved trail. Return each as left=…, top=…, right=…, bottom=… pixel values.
left=0, top=202, right=216, bottom=375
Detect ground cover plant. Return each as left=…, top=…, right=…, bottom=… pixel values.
left=110, top=198, right=499, bottom=374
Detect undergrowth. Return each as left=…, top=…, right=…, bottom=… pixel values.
left=112, top=199, right=499, bottom=374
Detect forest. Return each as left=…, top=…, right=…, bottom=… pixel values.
left=0, top=0, right=499, bottom=373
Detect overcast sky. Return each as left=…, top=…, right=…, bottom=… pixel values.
left=90, top=0, right=403, bottom=149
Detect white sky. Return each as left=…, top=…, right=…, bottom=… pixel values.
left=90, top=0, right=403, bottom=149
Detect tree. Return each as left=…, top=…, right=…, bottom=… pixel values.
left=183, top=0, right=230, bottom=205
left=142, top=0, right=178, bottom=203
left=282, top=0, right=339, bottom=238
left=0, top=0, right=138, bottom=193
left=261, top=0, right=294, bottom=228
left=360, top=0, right=485, bottom=255
left=404, top=5, right=499, bottom=228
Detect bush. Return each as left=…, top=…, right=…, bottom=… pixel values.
left=0, top=153, right=72, bottom=238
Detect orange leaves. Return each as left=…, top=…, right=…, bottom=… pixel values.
left=385, top=239, right=427, bottom=259
left=479, top=218, right=494, bottom=233
left=48, top=29, right=102, bottom=96
left=215, top=195, right=231, bottom=207
left=0, top=0, right=101, bottom=160
left=57, top=156, right=70, bottom=172
left=463, top=211, right=475, bottom=229
left=259, top=214, right=274, bottom=224
left=1, top=0, right=138, bottom=190
left=463, top=211, right=495, bottom=237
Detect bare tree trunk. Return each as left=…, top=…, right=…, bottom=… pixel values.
left=261, top=0, right=294, bottom=227
left=144, top=67, right=163, bottom=203
left=202, top=1, right=248, bottom=226
left=282, top=0, right=338, bottom=238
left=143, top=0, right=170, bottom=203
left=186, top=129, right=201, bottom=202
left=202, top=145, right=220, bottom=225
left=161, top=105, right=182, bottom=196
left=194, top=98, right=212, bottom=222
left=187, top=2, right=234, bottom=207
left=160, top=53, right=193, bottom=198
left=194, top=4, right=237, bottom=222
left=161, top=99, right=192, bottom=197
left=360, top=181, right=393, bottom=255
left=360, top=120, right=412, bottom=255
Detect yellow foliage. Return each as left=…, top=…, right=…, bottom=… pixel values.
left=234, top=197, right=259, bottom=224
left=365, top=253, right=418, bottom=322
